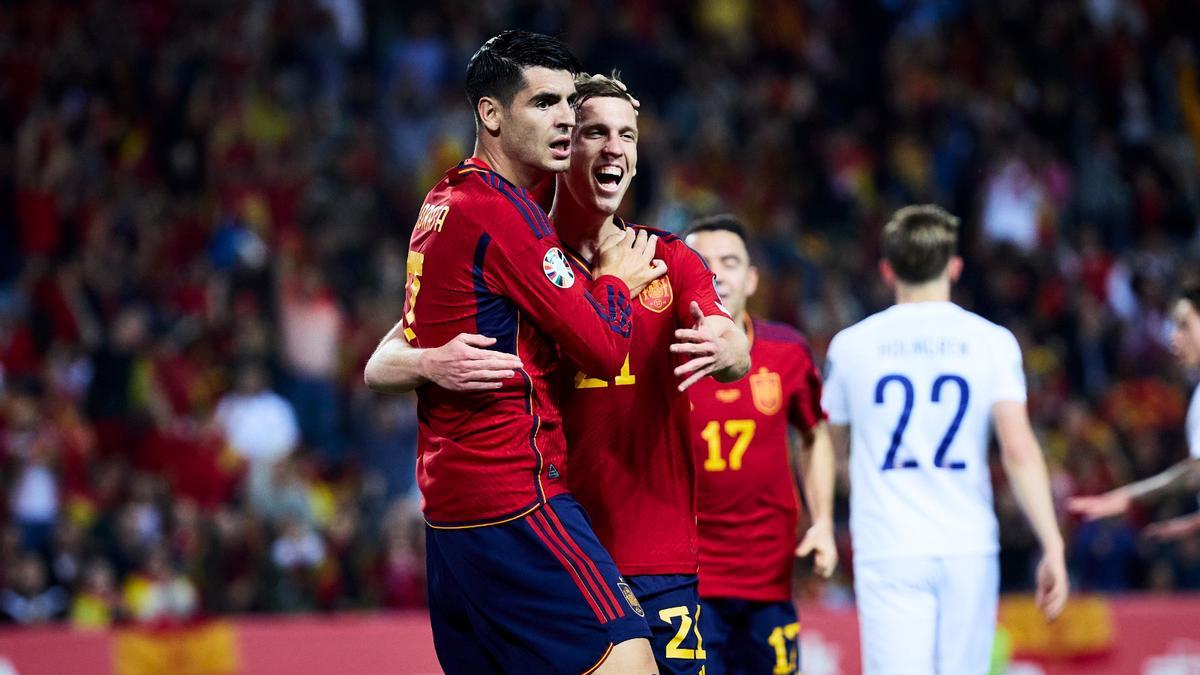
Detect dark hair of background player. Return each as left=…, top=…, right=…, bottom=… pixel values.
left=464, top=30, right=582, bottom=126
left=881, top=204, right=960, bottom=284
left=686, top=213, right=751, bottom=252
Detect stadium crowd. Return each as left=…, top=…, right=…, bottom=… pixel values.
left=2, top=0, right=1199, bottom=626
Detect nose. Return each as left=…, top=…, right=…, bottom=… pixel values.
left=602, top=133, right=623, bottom=157
left=555, top=100, right=575, bottom=130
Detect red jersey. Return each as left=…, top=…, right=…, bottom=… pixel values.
left=405, top=159, right=634, bottom=526
left=564, top=222, right=729, bottom=575
left=689, top=317, right=825, bottom=601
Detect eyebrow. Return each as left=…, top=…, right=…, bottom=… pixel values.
left=580, top=122, right=638, bottom=136
left=530, top=91, right=563, bottom=106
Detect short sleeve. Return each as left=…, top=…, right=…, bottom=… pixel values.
left=787, top=343, right=827, bottom=436
left=671, top=241, right=731, bottom=326
left=820, top=333, right=850, bottom=425
left=990, top=327, right=1027, bottom=404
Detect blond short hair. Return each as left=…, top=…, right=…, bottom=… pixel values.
left=573, top=71, right=637, bottom=112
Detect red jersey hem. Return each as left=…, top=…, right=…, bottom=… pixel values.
left=697, top=584, right=792, bottom=603
left=614, top=561, right=699, bottom=576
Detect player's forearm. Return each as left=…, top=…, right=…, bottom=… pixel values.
left=801, top=422, right=836, bottom=527
left=364, top=323, right=429, bottom=393
left=539, top=275, right=633, bottom=378
left=1123, top=459, right=1199, bottom=503
left=711, top=322, right=750, bottom=382
left=994, top=402, right=1065, bottom=555
left=1000, top=443, right=1064, bottom=557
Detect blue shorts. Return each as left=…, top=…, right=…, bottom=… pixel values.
left=699, top=597, right=799, bottom=675
left=425, top=494, right=650, bottom=674
left=627, top=574, right=706, bottom=675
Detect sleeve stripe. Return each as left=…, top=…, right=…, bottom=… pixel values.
left=584, top=283, right=632, bottom=337
left=496, top=182, right=552, bottom=239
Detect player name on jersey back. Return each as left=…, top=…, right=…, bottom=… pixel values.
left=822, top=302, right=1027, bottom=561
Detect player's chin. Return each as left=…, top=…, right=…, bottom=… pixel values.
left=542, top=155, right=571, bottom=173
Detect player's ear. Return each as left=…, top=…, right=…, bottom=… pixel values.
left=746, top=265, right=759, bottom=297
left=946, top=256, right=964, bottom=283
left=477, top=96, right=503, bottom=134
left=879, top=259, right=896, bottom=287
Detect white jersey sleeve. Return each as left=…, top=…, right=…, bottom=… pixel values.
left=990, top=329, right=1027, bottom=405
left=821, top=333, right=850, bottom=425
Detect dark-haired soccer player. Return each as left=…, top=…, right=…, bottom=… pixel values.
left=551, top=75, right=750, bottom=675
left=364, top=31, right=661, bottom=674
left=683, top=215, right=835, bottom=675
left=372, top=72, right=751, bottom=674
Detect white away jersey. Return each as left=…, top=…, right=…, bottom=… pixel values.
left=822, top=302, right=1026, bottom=562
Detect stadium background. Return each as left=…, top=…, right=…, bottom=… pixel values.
left=0, top=0, right=1198, bottom=673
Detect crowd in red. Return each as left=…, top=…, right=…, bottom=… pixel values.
left=2, top=0, right=1199, bottom=627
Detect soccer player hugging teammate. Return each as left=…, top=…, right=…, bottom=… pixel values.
left=365, top=32, right=668, bottom=674
left=550, top=74, right=751, bottom=675
left=821, top=205, right=1069, bottom=675
left=683, top=215, right=837, bottom=675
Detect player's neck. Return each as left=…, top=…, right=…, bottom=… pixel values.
left=472, top=142, right=542, bottom=189
left=894, top=279, right=951, bottom=305
left=549, top=197, right=618, bottom=262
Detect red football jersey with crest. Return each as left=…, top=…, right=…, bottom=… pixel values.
left=563, top=220, right=729, bottom=575
left=405, top=158, right=634, bottom=526
left=689, top=317, right=825, bottom=601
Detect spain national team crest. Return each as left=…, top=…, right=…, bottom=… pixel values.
left=542, top=248, right=575, bottom=288
left=617, top=581, right=645, bottom=617
left=750, top=367, right=783, bottom=416
left=639, top=276, right=673, bottom=313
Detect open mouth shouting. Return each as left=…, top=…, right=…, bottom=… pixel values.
left=594, top=164, right=625, bottom=193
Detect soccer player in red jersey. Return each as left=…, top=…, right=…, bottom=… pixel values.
left=375, top=73, right=752, bottom=674
left=364, top=32, right=663, bottom=674
left=550, top=75, right=751, bottom=675
left=684, top=215, right=837, bottom=675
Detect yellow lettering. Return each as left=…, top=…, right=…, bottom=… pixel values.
left=575, top=354, right=635, bottom=389
left=415, top=204, right=451, bottom=232
left=658, top=606, right=696, bottom=660
left=403, top=251, right=425, bottom=341
left=768, top=622, right=800, bottom=674
left=701, top=419, right=757, bottom=472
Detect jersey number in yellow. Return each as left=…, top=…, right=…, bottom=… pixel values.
left=575, top=355, right=635, bottom=388
left=403, top=251, right=424, bottom=341
left=701, top=419, right=757, bottom=471
left=658, top=605, right=707, bottom=662
left=767, top=622, right=800, bottom=674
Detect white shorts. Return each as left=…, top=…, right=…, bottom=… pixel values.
left=853, top=553, right=999, bottom=675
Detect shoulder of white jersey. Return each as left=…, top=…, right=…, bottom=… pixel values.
left=828, top=307, right=894, bottom=346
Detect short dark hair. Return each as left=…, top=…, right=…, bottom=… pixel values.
left=686, top=213, right=750, bottom=249
left=1179, top=280, right=1200, bottom=314
left=881, top=204, right=959, bottom=284
left=464, top=30, right=581, bottom=125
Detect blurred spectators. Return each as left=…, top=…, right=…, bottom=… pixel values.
left=0, top=0, right=1198, bottom=627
